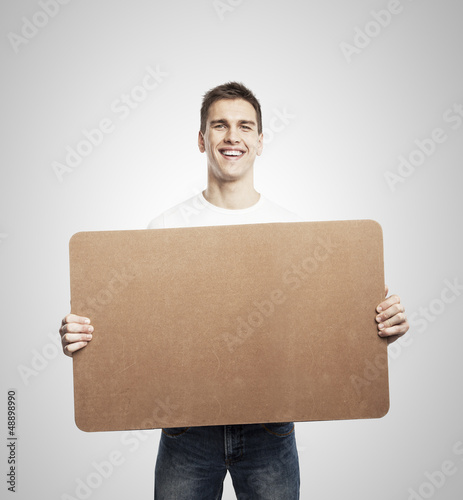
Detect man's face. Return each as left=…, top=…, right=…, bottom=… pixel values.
left=198, top=98, right=263, bottom=183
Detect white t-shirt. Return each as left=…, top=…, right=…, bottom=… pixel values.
left=147, top=191, right=301, bottom=229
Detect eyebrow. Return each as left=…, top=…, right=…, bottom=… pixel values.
left=209, top=119, right=256, bottom=127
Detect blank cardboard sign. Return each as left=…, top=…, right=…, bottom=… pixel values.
left=70, top=220, right=389, bottom=432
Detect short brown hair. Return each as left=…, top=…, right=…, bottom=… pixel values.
left=200, top=81, right=262, bottom=135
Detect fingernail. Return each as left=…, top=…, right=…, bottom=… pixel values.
left=86, top=334, right=93, bottom=340
left=88, top=326, right=94, bottom=333
left=377, top=306, right=382, bottom=312
left=376, top=315, right=382, bottom=322
left=378, top=323, right=384, bottom=330
left=84, top=318, right=90, bottom=324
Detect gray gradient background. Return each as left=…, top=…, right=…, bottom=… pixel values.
left=1, top=0, right=462, bottom=498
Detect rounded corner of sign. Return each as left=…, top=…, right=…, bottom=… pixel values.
left=74, top=413, right=93, bottom=433
left=365, top=219, right=384, bottom=237
left=376, top=399, right=391, bottom=419
left=69, top=231, right=84, bottom=249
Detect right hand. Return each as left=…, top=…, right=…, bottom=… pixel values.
left=59, top=314, right=94, bottom=357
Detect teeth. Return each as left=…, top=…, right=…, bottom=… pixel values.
left=222, top=150, right=243, bottom=156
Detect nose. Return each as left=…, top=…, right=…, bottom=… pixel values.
left=224, top=126, right=240, bottom=143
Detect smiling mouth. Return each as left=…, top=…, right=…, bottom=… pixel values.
left=219, top=149, right=245, bottom=159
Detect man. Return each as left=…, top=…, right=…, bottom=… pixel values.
left=60, top=82, right=409, bottom=499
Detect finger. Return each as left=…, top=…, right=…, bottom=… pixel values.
left=61, top=332, right=93, bottom=345
left=376, top=303, right=405, bottom=324
left=378, top=321, right=409, bottom=338
left=377, top=312, right=407, bottom=331
left=377, top=294, right=401, bottom=314
left=62, top=314, right=91, bottom=326
left=384, top=284, right=389, bottom=297
left=60, top=322, right=94, bottom=336
left=63, top=341, right=89, bottom=357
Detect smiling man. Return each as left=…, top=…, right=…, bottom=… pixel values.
left=60, top=82, right=409, bottom=499
left=201, top=97, right=262, bottom=190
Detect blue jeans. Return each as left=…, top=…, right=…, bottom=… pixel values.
left=154, top=423, right=300, bottom=499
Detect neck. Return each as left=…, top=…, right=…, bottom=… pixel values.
left=203, top=172, right=260, bottom=210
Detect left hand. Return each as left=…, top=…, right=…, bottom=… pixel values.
left=376, top=285, right=409, bottom=344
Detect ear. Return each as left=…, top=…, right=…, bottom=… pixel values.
left=256, top=132, right=264, bottom=156
left=198, top=130, right=205, bottom=153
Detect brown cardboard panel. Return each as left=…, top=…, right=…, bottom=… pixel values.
left=69, top=220, right=388, bottom=432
